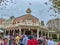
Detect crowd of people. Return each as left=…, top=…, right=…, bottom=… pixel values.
left=0, top=33, right=59, bottom=45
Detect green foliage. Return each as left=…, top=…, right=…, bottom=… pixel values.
left=53, top=0, right=60, bottom=12
left=0, top=0, right=4, bottom=3
left=10, top=16, right=15, bottom=19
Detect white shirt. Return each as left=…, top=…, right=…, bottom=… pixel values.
left=48, top=40, right=54, bottom=45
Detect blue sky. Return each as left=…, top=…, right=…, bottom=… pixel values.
left=0, top=0, right=60, bottom=25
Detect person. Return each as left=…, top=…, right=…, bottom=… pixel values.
left=22, top=35, right=28, bottom=45
left=28, top=35, right=38, bottom=45
left=15, top=34, right=20, bottom=44
left=46, top=35, right=48, bottom=40
left=28, top=35, right=33, bottom=45
left=0, top=37, right=3, bottom=45
left=2, top=38, right=9, bottom=45
left=12, top=39, right=17, bottom=45
left=58, top=41, right=60, bottom=45
left=43, top=36, right=47, bottom=45
left=9, top=35, right=14, bottom=45
left=47, top=38, right=54, bottom=45
left=47, top=38, right=50, bottom=45
left=39, top=36, right=44, bottom=42
left=4, top=35, right=10, bottom=40
left=38, top=39, right=43, bottom=45
left=20, top=35, right=25, bottom=45
left=32, top=36, right=38, bottom=45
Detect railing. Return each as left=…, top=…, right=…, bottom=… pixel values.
left=13, top=22, right=40, bottom=27
left=1, top=22, right=40, bottom=28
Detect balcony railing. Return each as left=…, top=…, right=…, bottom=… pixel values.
left=1, top=22, right=40, bottom=28
left=14, top=22, right=40, bottom=27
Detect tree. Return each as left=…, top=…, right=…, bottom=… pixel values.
left=10, top=16, right=15, bottom=19
left=53, top=0, right=60, bottom=12
left=0, top=0, right=4, bottom=3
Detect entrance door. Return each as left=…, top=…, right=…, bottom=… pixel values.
left=25, top=31, right=31, bottom=35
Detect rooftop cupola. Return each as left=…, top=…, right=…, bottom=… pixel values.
left=26, top=8, right=31, bottom=13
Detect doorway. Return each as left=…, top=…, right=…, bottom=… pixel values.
left=25, top=30, right=31, bottom=35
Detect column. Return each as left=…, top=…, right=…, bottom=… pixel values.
left=50, top=33, right=52, bottom=38
left=13, top=29, right=15, bottom=36
left=48, top=32, right=49, bottom=38
left=9, top=30, right=10, bottom=36
left=57, top=33, right=59, bottom=40
left=41, top=31, right=42, bottom=36
left=45, top=32, right=46, bottom=36
left=37, top=28, right=39, bottom=39
left=5, top=30, right=6, bottom=35
left=31, top=30, right=33, bottom=35
left=19, top=28, right=21, bottom=35
left=24, top=30, right=25, bottom=35
left=41, top=31, right=44, bottom=36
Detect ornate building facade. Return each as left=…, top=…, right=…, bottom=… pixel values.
left=0, top=18, right=5, bottom=29
left=47, top=18, right=60, bottom=39
left=2, top=8, right=48, bottom=39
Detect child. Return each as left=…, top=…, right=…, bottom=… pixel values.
left=2, top=38, right=9, bottom=45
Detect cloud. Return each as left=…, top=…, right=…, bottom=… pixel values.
left=0, top=0, right=59, bottom=25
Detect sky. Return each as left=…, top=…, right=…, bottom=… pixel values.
left=0, top=0, right=60, bottom=25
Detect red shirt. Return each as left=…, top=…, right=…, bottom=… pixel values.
left=28, top=39, right=38, bottom=45
left=58, top=43, right=60, bottom=45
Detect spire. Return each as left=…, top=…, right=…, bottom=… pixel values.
left=26, top=8, right=31, bottom=13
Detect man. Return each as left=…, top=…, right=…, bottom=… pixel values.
left=47, top=38, right=54, bottom=45
left=22, top=35, right=28, bottom=45
left=28, top=35, right=38, bottom=45
left=9, top=35, right=14, bottom=45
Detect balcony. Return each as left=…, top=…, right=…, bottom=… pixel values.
left=1, top=22, right=40, bottom=28
left=13, top=22, right=40, bottom=27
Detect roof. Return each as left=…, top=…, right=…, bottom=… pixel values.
left=13, top=8, right=39, bottom=23
left=13, top=14, right=39, bottom=23
left=47, top=18, right=60, bottom=25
